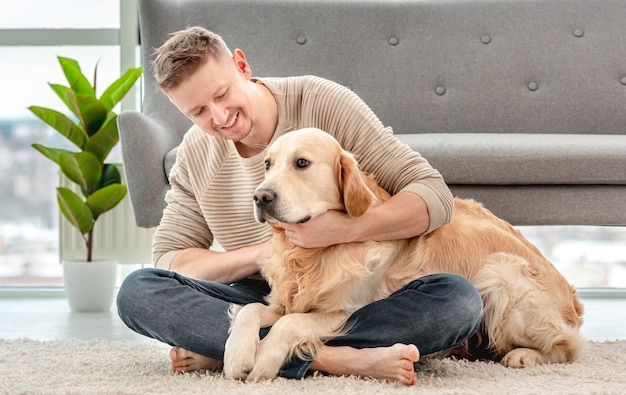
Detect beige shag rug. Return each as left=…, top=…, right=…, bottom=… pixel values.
left=1, top=338, right=625, bottom=394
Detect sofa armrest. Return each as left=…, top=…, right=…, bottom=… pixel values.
left=118, top=110, right=182, bottom=228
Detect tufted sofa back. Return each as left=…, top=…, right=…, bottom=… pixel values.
left=139, top=0, right=626, bottom=140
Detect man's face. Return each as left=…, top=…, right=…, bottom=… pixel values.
left=167, top=51, right=254, bottom=142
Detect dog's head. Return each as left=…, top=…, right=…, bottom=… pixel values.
left=253, top=128, right=380, bottom=224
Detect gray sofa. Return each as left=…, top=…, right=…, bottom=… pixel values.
left=119, top=0, right=626, bottom=229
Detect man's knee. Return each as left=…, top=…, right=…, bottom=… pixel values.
left=441, top=273, right=483, bottom=335
left=420, top=273, right=483, bottom=332
left=116, top=268, right=164, bottom=319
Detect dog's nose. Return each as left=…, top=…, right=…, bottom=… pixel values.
left=254, top=188, right=276, bottom=207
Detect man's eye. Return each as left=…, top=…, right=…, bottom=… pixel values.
left=295, top=158, right=309, bottom=168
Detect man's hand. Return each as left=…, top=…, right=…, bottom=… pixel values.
left=276, top=193, right=431, bottom=249
left=278, top=210, right=357, bottom=248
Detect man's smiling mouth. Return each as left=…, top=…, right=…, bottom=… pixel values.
left=221, top=112, right=238, bottom=130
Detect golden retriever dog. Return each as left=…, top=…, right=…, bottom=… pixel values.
left=223, top=127, right=585, bottom=381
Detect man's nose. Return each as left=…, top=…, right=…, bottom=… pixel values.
left=209, top=103, right=229, bottom=126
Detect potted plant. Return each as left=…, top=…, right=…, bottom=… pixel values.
left=29, top=56, right=142, bottom=312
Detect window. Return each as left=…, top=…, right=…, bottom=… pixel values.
left=519, top=226, right=626, bottom=288
left=0, top=1, right=119, bottom=29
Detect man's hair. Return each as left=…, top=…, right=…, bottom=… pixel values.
left=153, top=26, right=231, bottom=92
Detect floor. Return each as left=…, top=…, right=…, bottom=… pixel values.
left=1, top=294, right=626, bottom=342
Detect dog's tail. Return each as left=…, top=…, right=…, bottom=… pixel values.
left=473, top=253, right=586, bottom=364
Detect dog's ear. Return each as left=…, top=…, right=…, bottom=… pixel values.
left=339, top=151, right=376, bottom=217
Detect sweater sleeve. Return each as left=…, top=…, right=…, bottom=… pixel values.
left=297, top=76, right=454, bottom=233
left=151, top=134, right=214, bottom=268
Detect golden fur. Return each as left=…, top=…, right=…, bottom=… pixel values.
left=223, top=128, right=585, bottom=381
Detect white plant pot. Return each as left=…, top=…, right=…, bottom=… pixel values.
left=63, top=260, right=118, bottom=313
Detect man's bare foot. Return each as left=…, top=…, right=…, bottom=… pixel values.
left=310, top=343, right=420, bottom=385
left=169, top=347, right=223, bottom=373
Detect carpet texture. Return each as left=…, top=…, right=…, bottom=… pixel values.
left=1, top=338, right=624, bottom=394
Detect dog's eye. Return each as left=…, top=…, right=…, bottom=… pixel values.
left=295, top=158, right=309, bottom=169
left=264, top=160, right=271, bottom=170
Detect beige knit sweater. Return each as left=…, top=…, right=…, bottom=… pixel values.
left=153, top=75, right=453, bottom=268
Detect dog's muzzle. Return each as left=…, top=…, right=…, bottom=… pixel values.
left=253, top=187, right=311, bottom=224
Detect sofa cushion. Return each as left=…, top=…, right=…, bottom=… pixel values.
left=397, top=134, right=626, bottom=185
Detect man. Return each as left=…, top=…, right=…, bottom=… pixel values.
left=117, top=26, right=482, bottom=386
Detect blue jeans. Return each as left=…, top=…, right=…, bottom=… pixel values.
left=117, top=268, right=482, bottom=379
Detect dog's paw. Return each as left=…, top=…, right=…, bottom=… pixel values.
left=223, top=333, right=258, bottom=380
left=245, top=339, right=288, bottom=381
left=501, top=348, right=543, bottom=368
left=246, top=360, right=282, bottom=382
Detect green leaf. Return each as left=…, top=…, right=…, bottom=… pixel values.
left=84, top=114, right=119, bottom=162
left=31, top=144, right=72, bottom=166
left=58, top=56, right=94, bottom=95
left=49, top=83, right=72, bottom=111
left=28, top=106, right=87, bottom=149
left=57, top=187, right=94, bottom=235
left=64, top=91, right=108, bottom=136
left=100, top=66, right=143, bottom=111
left=58, top=151, right=102, bottom=192
left=86, top=184, right=127, bottom=220
left=95, top=163, right=122, bottom=190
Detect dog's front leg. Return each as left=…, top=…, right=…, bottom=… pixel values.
left=247, top=312, right=346, bottom=381
left=223, top=303, right=281, bottom=380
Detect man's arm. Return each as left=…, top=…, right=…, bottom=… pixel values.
left=169, top=240, right=272, bottom=283
left=279, top=192, right=428, bottom=248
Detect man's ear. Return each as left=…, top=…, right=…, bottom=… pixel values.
left=339, top=151, right=375, bottom=217
left=233, top=48, right=251, bottom=76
